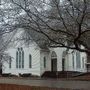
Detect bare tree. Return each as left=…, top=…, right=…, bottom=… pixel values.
left=10, top=1, right=89, bottom=50
left=1, top=0, right=90, bottom=68
left=0, top=0, right=19, bottom=71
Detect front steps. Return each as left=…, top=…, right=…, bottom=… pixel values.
left=41, top=71, right=82, bottom=78
left=73, top=72, right=90, bottom=77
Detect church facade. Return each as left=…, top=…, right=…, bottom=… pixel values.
left=2, top=30, right=87, bottom=76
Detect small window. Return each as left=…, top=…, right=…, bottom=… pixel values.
left=19, top=51, right=21, bottom=68
left=16, top=51, right=18, bottom=68
left=18, top=48, right=20, bottom=51
left=21, top=47, right=23, bottom=51
left=82, top=57, right=85, bottom=68
left=72, top=53, right=74, bottom=69
left=29, top=54, right=32, bottom=68
left=44, top=57, right=46, bottom=68
left=9, top=57, right=12, bottom=68
left=22, top=51, right=24, bottom=68
left=76, top=51, right=81, bottom=69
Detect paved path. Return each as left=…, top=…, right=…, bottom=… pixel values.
left=0, top=78, right=90, bottom=89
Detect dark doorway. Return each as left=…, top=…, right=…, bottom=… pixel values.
left=51, top=59, right=57, bottom=71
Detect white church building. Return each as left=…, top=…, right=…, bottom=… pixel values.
left=2, top=29, right=87, bottom=76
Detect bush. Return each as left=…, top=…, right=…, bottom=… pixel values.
left=9, top=74, right=18, bottom=77
left=19, top=73, right=31, bottom=77
left=2, top=73, right=11, bottom=77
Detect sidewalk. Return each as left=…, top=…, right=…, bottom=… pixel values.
left=0, top=78, right=90, bottom=89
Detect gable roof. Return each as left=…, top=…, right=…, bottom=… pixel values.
left=6, top=28, right=49, bottom=50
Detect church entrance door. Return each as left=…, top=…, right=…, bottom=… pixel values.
left=51, top=51, right=57, bottom=71
left=51, top=58, right=57, bottom=71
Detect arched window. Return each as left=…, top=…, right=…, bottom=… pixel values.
left=9, top=57, right=12, bottom=68
left=19, top=51, right=21, bottom=68
left=72, top=53, right=74, bottom=69
left=29, top=54, right=32, bottom=68
left=16, top=47, right=24, bottom=68
left=51, top=51, right=57, bottom=58
left=76, top=51, right=81, bottom=69
left=44, top=57, right=46, bottom=68
left=62, top=51, right=66, bottom=71
left=22, top=51, right=24, bottom=68
left=16, top=51, right=18, bottom=68
left=82, top=57, right=85, bottom=68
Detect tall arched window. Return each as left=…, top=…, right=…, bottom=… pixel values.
left=9, top=57, right=12, bottom=69
left=16, top=51, right=18, bottom=68
left=22, top=51, right=24, bottom=68
left=19, top=51, right=21, bottom=68
left=29, top=54, right=32, bottom=68
left=72, top=53, right=74, bottom=69
left=44, top=57, right=46, bottom=68
left=76, top=51, right=81, bottom=69
left=82, top=57, right=85, bottom=68
left=16, top=47, right=24, bottom=68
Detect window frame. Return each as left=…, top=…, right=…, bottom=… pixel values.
left=29, top=54, right=32, bottom=68
left=76, top=51, right=81, bottom=69
left=44, top=57, right=46, bottom=68
left=16, top=47, right=24, bottom=69
left=9, top=57, right=12, bottom=69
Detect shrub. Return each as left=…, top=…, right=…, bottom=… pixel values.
left=1, top=73, right=11, bottom=77
left=19, top=73, right=31, bottom=77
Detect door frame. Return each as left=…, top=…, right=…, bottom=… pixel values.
left=51, top=58, right=57, bottom=71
